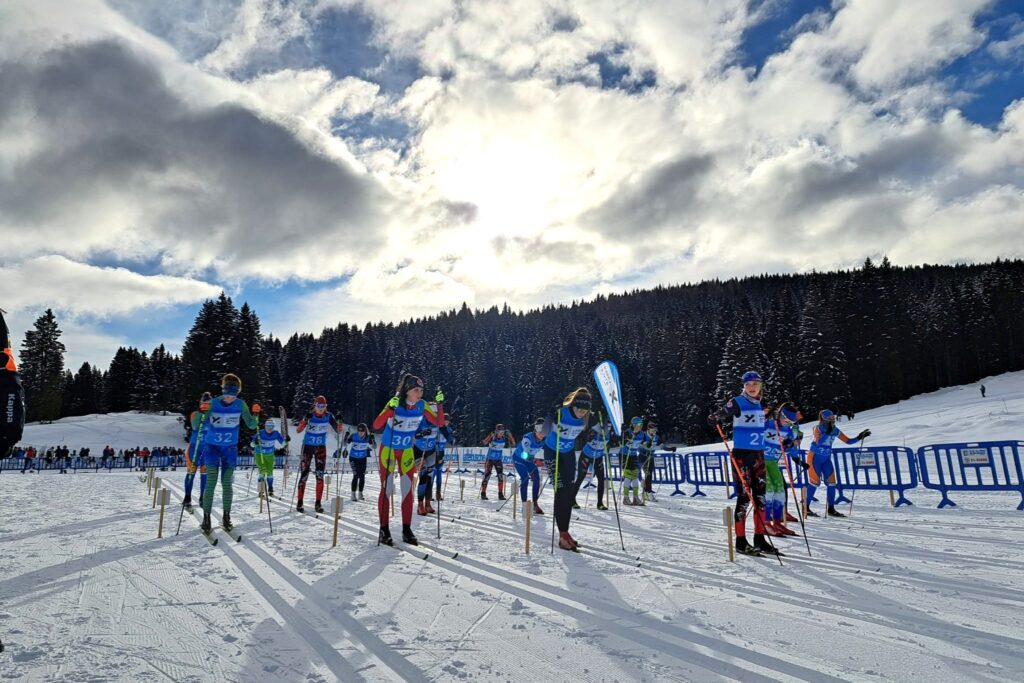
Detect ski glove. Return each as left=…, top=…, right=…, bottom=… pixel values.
left=795, top=458, right=810, bottom=471
left=856, top=429, right=871, bottom=441
left=706, top=413, right=720, bottom=427
left=435, top=389, right=445, bottom=403
left=386, top=396, right=400, bottom=409
left=252, top=403, right=261, bottom=414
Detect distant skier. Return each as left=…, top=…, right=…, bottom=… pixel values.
left=639, top=419, right=664, bottom=502
left=294, top=396, right=344, bottom=513
left=543, top=387, right=594, bottom=551
left=763, top=405, right=800, bottom=536
left=806, top=409, right=870, bottom=517
left=980, top=384, right=986, bottom=398
left=776, top=404, right=807, bottom=523
left=252, top=418, right=286, bottom=498
left=373, top=374, right=445, bottom=546
left=200, top=374, right=260, bottom=534
left=480, top=424, right=516, bottom=500
left=345, top=423, right=375, bottom=502
left=513, top=418, right=547, bottom=516
left=709, top=371, right=776, bottom=556
left=620, top=417, right=646, bottom=506
left=183, top=392, right=212, bottom=512
left=573, top=420, right=614, bottom=510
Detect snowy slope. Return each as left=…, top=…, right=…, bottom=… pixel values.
left=3, top=374, right=1024, bottom=682
left=19, top=411, right=188, bottom=452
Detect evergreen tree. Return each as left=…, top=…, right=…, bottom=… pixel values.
left=797, top=283, right=851, bottom=416
left=19, top=309, right=66, bottom=422
left=105, top=347, right=143, bottom=412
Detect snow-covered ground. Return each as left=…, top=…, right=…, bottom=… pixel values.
left=3, top=372, right=1024, bottom=682
left=18, top=411, right=188, bottom=453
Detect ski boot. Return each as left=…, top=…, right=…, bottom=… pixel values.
left=533, top=502, right=545, bottom=515
left=765, top=521, right=784, bottom=537
left=572, top=500, right=581, bottom=510
left=424, top=500, right=436, bottom=514
left=183, top=496, right=194, bottom=512
left=785, top=511, right=798, bottom=522
left=417, top=499, right=429, bottom=516
left=222, top=513, right=233, bottom=532
left=648, top=491, right=658, bottom=502
left=296, top=501, right=305, bottom=513
left=558, top=531, right=580, bottom=551
left=378, top=526, right=394, bottom=546
left=777, top=523, right=798, bottom=536
left=827, top=506, right=846, bottom=518
left=315, top=501, right=324, bottom=514
left=436, top=491, right=443, bottom=501
left=754, top=534, right=781, bottom=556
left=351, top=490, right=358, bottom=502
left=735, top=537, right=761, bottom=556
left=402, top=525, right=418, bottom=545
left=633, top=493, right=645, bottom=506
left=497, top=492, right=506, bottom=501
left=596, top=503, right=608, bottom=511
left=268, top=486, right=274, bottom=498
left=622, top=494, right=634, bottom=506
left=201, top=512, right=213, bottom=534
left=358, top=490, right=365, bottom=501
left=805, top=508, right=819, bottom=517
left=480, top=490, right=488, bottom=500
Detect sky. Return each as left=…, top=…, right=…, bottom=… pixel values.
left=1, top=0, right=1023, bottom=370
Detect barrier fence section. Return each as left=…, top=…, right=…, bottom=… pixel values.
left=685, top=452, right=735, bottom=498
left=826, top=446, right=917, bottom=507
left=916, top=441, right=1024, bottom=510
left=587, top=450, right=687, bottom=496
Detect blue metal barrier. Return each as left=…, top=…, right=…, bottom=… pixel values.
left=685, top=451, right=735, bottom=498
left=823, top=447, right=917, bottom=507
left=917, top=441, right=1024, bottom=510
left=582, top=451, right=686, bottom=495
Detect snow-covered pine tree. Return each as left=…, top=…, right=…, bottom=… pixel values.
left=19, top=308, right=66, bottom=422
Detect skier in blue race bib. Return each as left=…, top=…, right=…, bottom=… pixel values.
left=620, top=417, right=646, bottom=506
left=414, top=406, right=453, bottom=515
left=200, top=374, right=260, bottom=534
left=807, top=409, right=871, bottom=517
left=480, top=424, right=516, bottom=501
left=373, top=373, right=446, bottom=546
left=344, top=423, right=375, bottom=502
left=709, top=371, right=774, bottom=556
left=572, top=421, right=615, bottom=510
left=431, top=415, right=454, bottom=502
left=542, top=387, right=593, bottom=551
left=513, top=418, right=547, bottom=516
left=640, top=419, right=665, bottom=502
left=251, top=418, right=286, bottom=499
left=294, top=395, right=344, bottom=513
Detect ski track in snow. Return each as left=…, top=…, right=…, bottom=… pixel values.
left=3, top=370, right=1024, bottom=681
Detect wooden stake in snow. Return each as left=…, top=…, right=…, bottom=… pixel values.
left=332, top=496, right=341, bottom=548
left=724, top=506, right=734, bottom=562
left=460, top=479, right=465, bottom=503
left=152, top=477, right=161, bottom=509
left=157, top=489, right=170, bottom=538
left=324, top=475, right=331, bottom=498
left=525, top=504, right=532, bottom=554
left=259, top=480, right=265, bottom=513
left=889, top=490, right=896, bottom=508
left=512, top=479, right=517, bottom=520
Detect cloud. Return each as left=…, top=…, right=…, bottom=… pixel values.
left=0, top=255, right=221, bottom=316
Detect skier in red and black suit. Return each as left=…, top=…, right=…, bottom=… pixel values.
left=294, top=395, right=344, bottom=513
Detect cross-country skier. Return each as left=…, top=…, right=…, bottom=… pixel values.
left=573, top=420, right=614, bottom=510
left=252, top=418, right=286, bottom=498
left=294, top=395, right=344, bottom=513
left=480, top=424, right=515, bottom=500
left=183, top=391, right=212, bottom=511
left=778, top=405, right=806, bottom=523
left=513, top=418, right=547, bottom=516
left=345, top=423, right=375, bottom=501
left=414, top=406, right=450, bottom=515
left=708, top=371, right=775, bottom=556
left=543, top=387, right=593, bottom=551
left=373, top=374, right=445, bottom=546
left=620, top=417, right=646, bottom=506
left=432, top=416, right=454, bottom=502
left=640, top=419, right=664, bottom=502
left=806, top=409, right=871, bottom=517
left=200, top=374, right=260, bottom=534
left=763, top=406, right=799, bottom=536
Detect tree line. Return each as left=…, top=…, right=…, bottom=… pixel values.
left=17, top=257, right=1024, bottom=444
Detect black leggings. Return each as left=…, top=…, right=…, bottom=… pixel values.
left=349, top=457, right=367, bottom=492
left=544, top=444, right=577, bottom=533
left=732, top=449, right=767, bottom=523
left=481, top=459, right=505, bottom=491
left=572, top=454, right=606, bottom=505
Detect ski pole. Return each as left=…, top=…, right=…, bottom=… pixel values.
left=849, top=436, right=865, bottom=517
left=176, top=412, right=207, bottom=536
left=550, top=408, right=563, bottom=553
left=598, top=412, right=626, bottom=552
left=716, top=423, right=783, bottom=566
left=775, top=419, right=811, bottom=557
